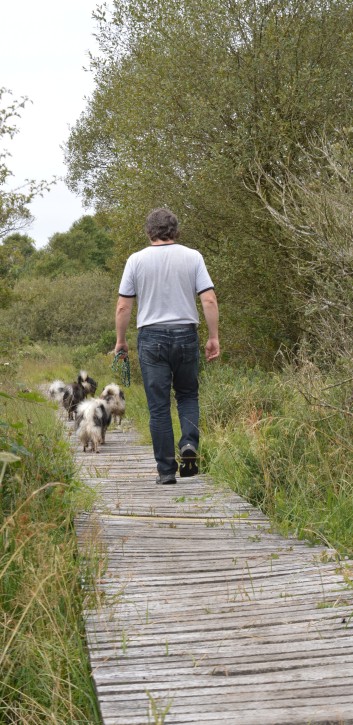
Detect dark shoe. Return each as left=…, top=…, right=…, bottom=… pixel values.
left=179, top=444, right=198, bottom=478
left=156, top=473, right=177, bottom=485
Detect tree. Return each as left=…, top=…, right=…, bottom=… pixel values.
left=48, top=215, right=114, bottom=269
left=252, top=132, right=353, bottom=365
left=0, top=232, right=35, bottom=280
left=0, top=88, right=52, bottom=240
left=65, top=0, right=353, bottom=364
left=27, top=215, right=115, bottom=278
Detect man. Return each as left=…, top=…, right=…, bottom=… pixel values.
left=115, top=207, right=220, bottom=484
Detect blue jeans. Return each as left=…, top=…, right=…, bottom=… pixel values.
left=138, top=326, right=199, bottom=475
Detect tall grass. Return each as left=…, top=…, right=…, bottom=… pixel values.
left=0, top=390, right=101, bottom=724
left=199, top=363, right=353, bottom=555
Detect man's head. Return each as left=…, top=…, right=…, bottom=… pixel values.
left=145, top=208, right=179, bottom=241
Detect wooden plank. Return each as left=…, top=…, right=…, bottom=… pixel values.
left=59, top=410, right=353, bottom=724
left=101, top=706, right=353, bottom=725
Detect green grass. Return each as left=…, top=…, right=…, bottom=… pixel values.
left=199, top=363, right=353, bottom=556
left=16, top=342, right=77, bottom=386
left=0, top=387, right=102, bottom=723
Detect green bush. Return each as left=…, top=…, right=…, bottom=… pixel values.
left=72, top=343, right=100, bottom=369
left=72, top=331, right=117, bottom=368
left=1, top=270, right=117, bottom=345
left=97, top=329, right=116, bottom=353
left=199, top=364, right=284, bottom=428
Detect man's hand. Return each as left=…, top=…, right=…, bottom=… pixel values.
left=205, top=338, right=220, bottom=362
left=114, top=341, right=129, bottom=356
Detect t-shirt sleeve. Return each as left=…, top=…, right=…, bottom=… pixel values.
left=196, top=253, right=214, bottom=295
left=119, top=256, right=136, bottom=297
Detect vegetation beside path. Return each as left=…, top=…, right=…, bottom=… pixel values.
left=199, top=363, right=353, bottom=557
left=0, top=355, right=102, bottom=724
left=1, top=329, right=353, bottom=721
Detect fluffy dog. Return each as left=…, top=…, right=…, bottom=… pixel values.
left=63, top=382, right=86, bottom=421
left=100, top=383, right=126, bottom=425
left=62, top=370, right=98, bottom=421
left=75, top=399, right=112, bottom=453
left=48, top=380, right=66, bottom=402
left=78, top=370, right=97, bottom=396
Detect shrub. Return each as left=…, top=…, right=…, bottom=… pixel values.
left=2, top=270, right=117, bottom=345
left=254, top=135, right=353, bottom=366
left=97, top=329, right=116, bottom=353
left=72, top=343, right=100, bottom=369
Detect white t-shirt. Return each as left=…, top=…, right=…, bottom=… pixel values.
left=119, top=243, right=214, bottom=328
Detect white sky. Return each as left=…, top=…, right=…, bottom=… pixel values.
left=1, top=1, right=104, bottom=248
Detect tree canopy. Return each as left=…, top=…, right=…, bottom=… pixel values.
left=64, top=0, right=353, bottom=364
left=0, top=232, right=35, bottom=278
left=28, top=215, right=115, bottom=278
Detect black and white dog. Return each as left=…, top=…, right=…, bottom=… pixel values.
left=75, top=399, right=112, bottom=453
left=62, top=371, right=97, bottom=421
left=75, top=383, right=126, bottom=453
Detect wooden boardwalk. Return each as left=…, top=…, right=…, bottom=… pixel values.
left=69, top=422, right=353, bottom=725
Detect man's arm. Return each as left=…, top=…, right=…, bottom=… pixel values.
left=115, top=296, right=135, bottom=355
left=199, top=289, right=220, bottom=362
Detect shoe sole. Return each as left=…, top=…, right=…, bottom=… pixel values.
left=179, top=449, right=198, bottom=478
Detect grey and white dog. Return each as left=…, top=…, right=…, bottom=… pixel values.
left=100, top=383, right=126, bottom=425
left=75, top=398, right=112, bottom=453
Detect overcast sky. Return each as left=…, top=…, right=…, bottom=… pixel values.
left=1, top=1, right=105, bottom=248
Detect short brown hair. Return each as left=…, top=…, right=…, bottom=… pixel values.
left=145, top=208, right=179, bottom=241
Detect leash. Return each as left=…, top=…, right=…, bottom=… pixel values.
left=112, top=350, right=131, bottom=387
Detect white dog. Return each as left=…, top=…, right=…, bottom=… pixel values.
left=48, top=380, right=66, bottom=402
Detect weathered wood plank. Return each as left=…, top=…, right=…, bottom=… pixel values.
left=59, top=412, right=353, bottom=724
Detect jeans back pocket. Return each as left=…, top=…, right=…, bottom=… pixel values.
left=181, top=340, right=199, bottom=364
left=139, top=342, right=161, bottom=364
